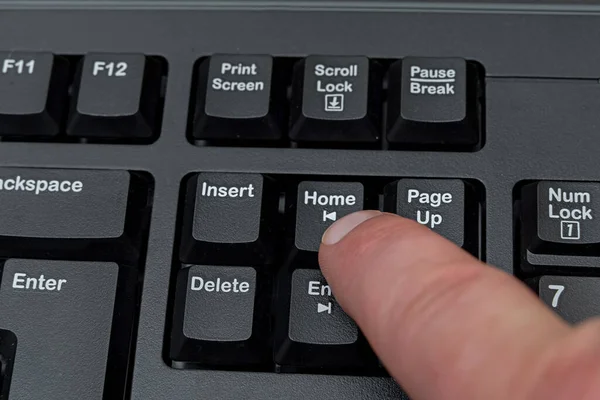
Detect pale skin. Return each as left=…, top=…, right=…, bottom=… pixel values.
left=318, top=211, right=600, bottom=400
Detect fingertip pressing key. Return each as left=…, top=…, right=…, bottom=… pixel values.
left=321, top=210, right=382, bottom=246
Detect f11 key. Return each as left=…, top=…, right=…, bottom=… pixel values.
left=0, top=52, right=69, bottom=137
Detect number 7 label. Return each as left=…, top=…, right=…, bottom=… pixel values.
left=548, top=285, right=566, bottom=308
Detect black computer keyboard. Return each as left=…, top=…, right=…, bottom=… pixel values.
left=0, top=1, right=600, bottom=399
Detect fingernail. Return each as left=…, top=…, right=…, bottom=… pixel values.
left=321, top=210, right=382, bottom=246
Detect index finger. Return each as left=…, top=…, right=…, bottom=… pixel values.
left=318, top=212, right=598, bottom=400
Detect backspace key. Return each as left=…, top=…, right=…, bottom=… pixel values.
left=0, top=168, right=150, bottom=263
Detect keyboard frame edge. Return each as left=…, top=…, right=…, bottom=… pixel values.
left=0, top=5, right=598, bottom=400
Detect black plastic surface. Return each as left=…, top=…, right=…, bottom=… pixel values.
left=0, top=2, right=600, bottom=399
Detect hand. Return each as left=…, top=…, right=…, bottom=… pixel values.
left=319, top=211, right=600, bottom=400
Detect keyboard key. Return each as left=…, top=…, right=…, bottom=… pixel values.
left=294, top=181, right=364, bottom=252
left=191, top=55, right=285, bottom=142
left=387, top=57, right=481, bottom=149
left=170, top=265, right=270, bottom=368
left=290, top=56, right=382, bottom=144
left=524, top=181, right=600, bottom=246
left=0, top=259, right=119, bottom=399
left=385, top=179, right=479, bottom=255
left=180, top=173, right=278, bottom=264
left=274, top=269, right=374, bottom=369
left=0, top=52, right=69, bottom=137
left=0, top=168, right=147, bottom=263
left=182, top=265, right=256, bottom=341
left=67, top=53, right=163, bottom=139
left=518, top=181, right=600, bottom=274
left=538, top=276, right=600, bottom=324
left=288, top=269, right=357, bottom=345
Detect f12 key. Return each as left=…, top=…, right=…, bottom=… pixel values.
left=67, top=53, right=165, bottom=140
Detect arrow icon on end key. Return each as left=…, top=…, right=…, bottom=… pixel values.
left=323, top=210, right=337, bottom=222
left=317, top=302, right=333, bottom=314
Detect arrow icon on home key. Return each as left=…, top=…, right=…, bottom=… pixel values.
left=317, top=302, right=333, bottom=314
left=323, top=210, right=337, bottom=222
